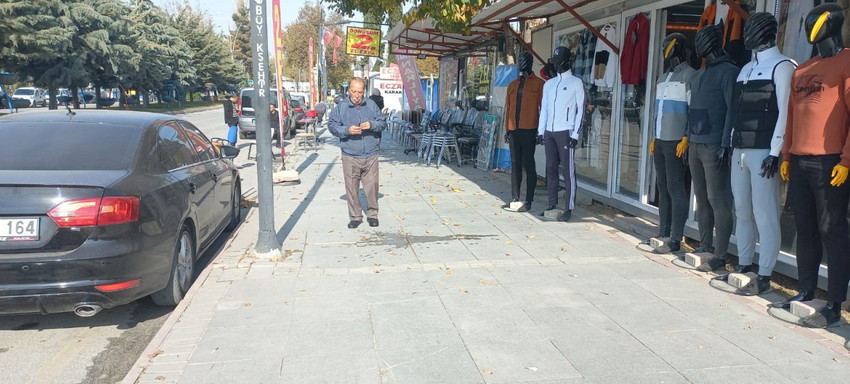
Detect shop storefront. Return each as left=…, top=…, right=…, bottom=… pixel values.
left=390, top=0, right=847, bottom=291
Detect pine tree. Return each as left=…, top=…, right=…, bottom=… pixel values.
left=229, top=0, right=252, bottom=78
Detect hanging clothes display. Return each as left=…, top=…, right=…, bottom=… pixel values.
left=723, top=1, right=747, bottom=67
left=699, top=1, right=716, bottom=28
left=573, top=30, right=597, bottom=84
left=621, top=13, right=650, bottom=85
left=590, top=24, right=618, bottom=88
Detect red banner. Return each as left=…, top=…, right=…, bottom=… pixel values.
left=396, top=51, right=426, bottom=110
left=272, top=0, right=285, bottom=158
left=309, top=38, right=317, bottom=110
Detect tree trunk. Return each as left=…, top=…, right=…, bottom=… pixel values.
left=71, top=86, right=80, bottom=109
left=143, top=90, right=150, bottom=108
left=48, top=83, right=58, bottom=110
left=189, top=91, right=194, bottom=102
left=119, top=87, right=126, bottom=109
left=95, top=85, right=102, bottom=109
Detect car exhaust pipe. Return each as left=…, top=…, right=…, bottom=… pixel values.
left=73, top=303, right=103, bottom=317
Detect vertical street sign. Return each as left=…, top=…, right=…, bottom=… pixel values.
left=250, top=0, right=282, bottom=257
left=272, top=0, right=286, bottom=160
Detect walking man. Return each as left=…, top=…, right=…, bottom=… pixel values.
left=223, top=93, right=239, bottom=145
left=328, top=78, right=387, bottom=228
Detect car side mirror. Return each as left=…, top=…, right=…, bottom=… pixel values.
left=219, top=145, right=240, bottom=159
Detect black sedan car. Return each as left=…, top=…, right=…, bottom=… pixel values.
left=0, top=111, right=241, bottom=316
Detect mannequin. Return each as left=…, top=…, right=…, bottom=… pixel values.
left=688, top=24, right=739, bottom=272
left=503, top=52, right=545, bottom=212
left=720, top=13, right=796, bottom=294
left=648, top=33, right=695, bottom=254
left=775, top=3, right=850, bottom=328
left=537, top=46, right=585, bottom=222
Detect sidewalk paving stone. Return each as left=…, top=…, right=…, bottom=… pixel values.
left=126, top=129, right=850, bottom=384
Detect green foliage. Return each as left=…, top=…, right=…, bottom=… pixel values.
left=281, top=1, right=353, bottom=92
left=324, top=0, right=492, bottom=33
left=229, top=0, right=252, bottom=76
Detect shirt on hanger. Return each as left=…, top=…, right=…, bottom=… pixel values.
left=591, top=24, right=618, bottom=88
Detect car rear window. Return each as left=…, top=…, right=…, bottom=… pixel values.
left=14, top=89, right=34, bottom=95
left=0, top=122, right=140, bottom=170
left=240, top=90, right=278, bottom=109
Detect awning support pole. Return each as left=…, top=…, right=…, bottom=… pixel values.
left=502, top=21, right=547, bottom=65
left=555, top=0, right=619, bottom=55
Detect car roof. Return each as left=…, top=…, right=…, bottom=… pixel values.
left=0, top=110, right=175, bottom=130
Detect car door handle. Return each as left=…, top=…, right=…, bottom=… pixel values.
left=188, top=182, right=196, bottom=193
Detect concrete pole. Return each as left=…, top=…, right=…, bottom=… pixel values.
left=250, top=0, right=282, bottom=258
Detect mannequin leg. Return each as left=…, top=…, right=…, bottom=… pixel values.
left=702, top=143, right=733, bottom=259
left=564, top=144, right=576, bottom=211
left=746, top=149, right=781, bottom=276
left=654, top=142, right=672, bottom=239
left=815, top=155, right=850, bottom=303
left=661, top=140, right=688, bottom=243
left=508, top=132, right=521, bottom=201
left=518, top=130, right=538, bottom=205
left=789, top=156, right=823, bottom=294
left=689, top=143, right=715, bottom=251
left=731, top=149, right=756, bottom=266
left=544, top=131, right=560, bottom=209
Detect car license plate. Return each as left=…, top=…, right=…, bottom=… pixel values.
left=0, top=218, right=39, bottom=241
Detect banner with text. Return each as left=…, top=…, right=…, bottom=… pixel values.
left=396, top=52, right=426, bottom=111
left=346, top=27, right=381, bottom=57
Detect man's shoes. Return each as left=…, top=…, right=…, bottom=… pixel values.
left=800, top=304, right=843, bottom=328
left=713, top=264, right=753, bottom=282
left=539, top=206, right=557, bottom=216
left=558, top=210, right=572, bottom=222
left=768, top=290, right=814, bottom=309
left=696, top=256, right=727, bottom=272
left=652, top=240, right=681, bottom=254
left=368, top=218, right=379, bottom=227
left=347, top=220, right=362, bottom=229
left=517, top=201, right=531, bottom=212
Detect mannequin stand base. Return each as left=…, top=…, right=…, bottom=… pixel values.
left=538, top=209, right=566, bottom=221
left=502, top=201, right=527, bottom=212
left=709, top=272, right=771, bottom=296
left=671, top=252, right=712, bottom=270
left=767, top=300, right=844, bottom=328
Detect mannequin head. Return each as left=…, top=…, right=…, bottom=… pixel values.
left=804, top=3, right=844, bottom=58
left=551, top=46, right=572, bottom=74
left=518, top=52, right=534, bottom=76
left=694, top=24, right=725, bottom=60
left=540, top=59, right=556, bottom=80
left=744, top=12, right=778, bottom=51
left=661, top=33, right=688, bottom=69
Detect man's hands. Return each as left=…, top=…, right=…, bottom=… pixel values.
left=716, top=146, right=732, bottom=170
left=759, top=155, right=779, bottom=179
left=831, top=164, right=849, bottom=187
left=536, top=135, right=544, bottom=146
left=780, top=161, right=790, bottom=181
left=348, top=121, right=372, bottom=135
left=675, top=137, right=688, bottom=158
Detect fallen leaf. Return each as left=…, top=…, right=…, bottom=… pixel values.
left=155, top=376, right=166, bottom=381
left=459, top=288, right=469, bottom=293
left=431, top=198, right=437, bottom=203
left=527, top=235, right=536, bottom=239
left=328, top=229, right=334, bottom=233
left=452, top=188, right=462, bottom=192
left=833, top=358, right=841, bottom=362
left=479, top=279, right=492, bottom=285
left=600, top=292, right=609, bottom=296
left=426, top=230, right=433, bottom=234
left=561, top=247, right=568, bottom=252
left=525, top=367, right=538, bottom=372
left=483, top=369, right=493, bottom=374
left=698, top=345, right=704, bottom=349
left=374, top=269, right=381, bottom=273
left=505, top=253, right=511, bottom=256
left=453, top=224, right=462, bottom=227
left=148, top=349, right=163, bottom=358
left=768, top=336, right=775, bottom=340
left=243, top=302, right=252, bottom=307
left=570, top=274, right=579, bottom=278
left=505, top=241, right=513, bottom=245
left=445, top=270, right=454, bottom=275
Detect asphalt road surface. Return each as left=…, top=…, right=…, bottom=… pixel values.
left=0, top=107, right=250, bottom=384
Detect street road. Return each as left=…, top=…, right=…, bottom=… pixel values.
left=0, top=108, right=257, bottom=384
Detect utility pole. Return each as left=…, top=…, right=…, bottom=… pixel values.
left=250, top=0, right=282, bottom=258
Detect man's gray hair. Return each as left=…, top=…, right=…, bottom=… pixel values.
left=349, top=77, right=365, bottom=87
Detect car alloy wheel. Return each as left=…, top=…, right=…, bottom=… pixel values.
left=151, top=225, right=195, bottom=306
left=226, top=182, right=241, bottom=231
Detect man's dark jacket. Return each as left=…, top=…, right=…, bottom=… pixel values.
left=328, top=96, right=387, bottom=158
left=223, top=99, right=239, bottom=126
left=687, top=55, right=738, bottom=145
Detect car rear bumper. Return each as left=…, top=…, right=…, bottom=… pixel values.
left=0, top=242, right=172, bottom=315
left=238, top=116, right=256, bottom=133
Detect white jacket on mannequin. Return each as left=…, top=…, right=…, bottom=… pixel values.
left=538, top=70, right=585, bottom=140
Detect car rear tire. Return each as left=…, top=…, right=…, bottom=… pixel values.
left=151, top=225, right=196, bottom=306
left=226, top=182, right=242, bottom=231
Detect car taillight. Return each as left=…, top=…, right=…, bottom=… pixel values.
left=48, top=197, right=140, bottom=227
left=96, top=279, right=141, bottom=292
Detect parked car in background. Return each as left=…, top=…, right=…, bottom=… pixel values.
left=12, top=87, right=46, bottom=107
left=237, top=87, right=293, bottom=141
left=290, top=98, right=308, bottom=131
left=0, top=111, right=242, bottom=316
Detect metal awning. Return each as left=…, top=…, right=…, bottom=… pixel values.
left=386, top=18, right=500, bottom=58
